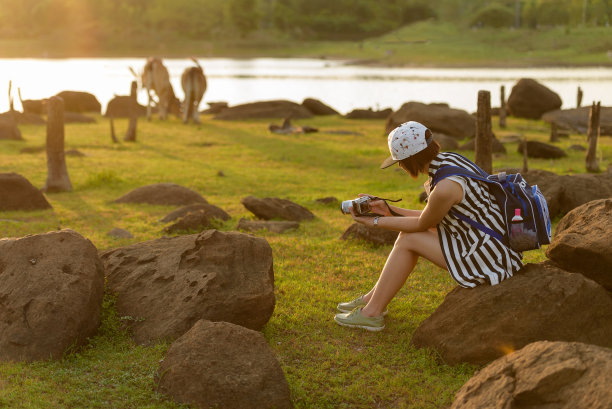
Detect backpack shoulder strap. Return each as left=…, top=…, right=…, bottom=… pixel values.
left=431, top=165, right=490, bottom=187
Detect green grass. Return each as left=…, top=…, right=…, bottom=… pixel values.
left=0, top=113, right=609, bottom=408
left=1, top=21, right=611, bottom=67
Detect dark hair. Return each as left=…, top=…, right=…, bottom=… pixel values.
left=398, top=136, right=440, bottom=178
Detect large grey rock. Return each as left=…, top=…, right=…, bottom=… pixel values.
left=518, top=140, right=567, bottom=159
left=341, top=223, right=399, bottom=246
left=546, top=199, right=612, bottom=291
left=542, top=106, right=612, bottom=136
left=113, top=183, right=207, bottom=206
left=523, top=171, right=612, bottom=219
left=344, top=107, right=392, bottom=119
left=161, top=203, right=230, bottom=223
left=0, top=230, right=104, bottom=361
left=55, top=91, right=101, bottom=113
left=458, top=137, right=507, bottom=154
left=213, top=100, right=313, bottom=120
left=507, top=78, right=562, bottom=119
left=411, top=263, right=612, bottom=366
left=104, top=95, right=147, bottom=118
left=302, top=98, right=339, bottom=116
left=451, top=341, right=612, bottom=409
left=156, top=320, right=293, bottom=409
left=237, top=218, right=299, bottom=233
left=100, top=230, right=275, bottom=344
left=0, top=173, right=52, bottom=211
left=241, top=196, right=315, bottom=222
left=385, top=101, right=476, bottom=139
left=0, top=118, right=22, bottom=140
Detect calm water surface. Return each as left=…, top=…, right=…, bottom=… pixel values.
left=1, top=58, right=611, bottom=114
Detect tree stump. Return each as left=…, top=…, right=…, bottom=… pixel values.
left=550, top=122, right=559, bottom=142
left=499, top=85, right=506, bottom=129
left=110, top=117, right=118, bottom=143
left=43, top=96, right=72, bottom=193
left=586, top=101, right=600, bottom=173
left=475, top=90, right=493, bottom=174
left=125, top=81, right=138, bottom=142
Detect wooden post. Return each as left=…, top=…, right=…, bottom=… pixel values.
left=125, top=81, right=138, bottom=142
left=499, top=85, right=507, bottom=129
left=522, top=137, right=529, bottom=173
left=577, top=86, right=583, bottom=108
left=550, top=122, right=559, bottom=142
left=43, top=96, right=72, bottom=192
left=586, top=101, right=600, bottom=172
left=475, top=90, right=493, bottom=174
left=8, top=80, right=14, bottom=112
left=110, top=117, right=118, bottom=143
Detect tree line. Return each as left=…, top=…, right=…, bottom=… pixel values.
left=0, top=0, right=609, bottom=42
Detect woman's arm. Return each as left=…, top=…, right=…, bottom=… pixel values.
left=352, top=180, right=463, bottom=232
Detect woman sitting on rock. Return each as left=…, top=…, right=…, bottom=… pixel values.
left=334, top=121, right=523, bottom=331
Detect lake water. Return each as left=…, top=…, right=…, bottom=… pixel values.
left=1, top=58, right=611, bottom=115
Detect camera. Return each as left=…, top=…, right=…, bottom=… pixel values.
left=341, top=196, right=372, bottom=216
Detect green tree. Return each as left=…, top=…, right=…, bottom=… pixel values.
left=229, top=0, right=259, bottom=37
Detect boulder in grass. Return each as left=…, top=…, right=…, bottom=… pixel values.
left=546, top=199, right=612, bottom=291
left=241, top=196, right=315, bottom=222
left=507, top=78, right=562, bottom=119
left=451, top=341, right=612, bottom=409
left=113, top=183, right=207, bottom=206
left=302, top=98, right=339, bottom=116
left=100, top=230, right=275, bottom=344
left=107, top=228, right=133, bottom=239
left=0, top=119, right=22, bottom=140
left=200, top=101, right=228, bottom=115
left=315, top=196, right=339, bottom=206
left=542, top=106, right=612, bottom=136
left=213, top=100, right=313, bottom=120
left=432, top=133, right=459, bottom=151
left=344, top=107, right=392, bottom=120
left=156, top=320, right=293, bottom=409
left=458, top=137, right=507, bottom=154
left=385, top=102, right=476, bottom=139
left=64, top=112, right=96, bottom=124
left=164, top=210, right=213, bottom=234
left=522, top=171, right=612, bottom=219
left=237, top=218, right=299, bottom=234
left=0, top=230, right=104, bottom=362
left=104, top=95, right=147, bottom=118
left=161, top=203, right=230, bottom=223
left=55, top=91, right=101, bottom=113
left=341, top=223, right=399, bottom=246
left=518, top=140, right=567, bottom=159
left=411, top=263, right=612, bottom=366
left=0, top=173, right=52, bottom=211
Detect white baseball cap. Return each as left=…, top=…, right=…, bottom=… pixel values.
left=380, top=121, right=432, bottom=169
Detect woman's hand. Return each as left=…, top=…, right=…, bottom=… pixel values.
left=349, top=207, right=375, bottom=227
left=357, top=193, right=392, bottom=216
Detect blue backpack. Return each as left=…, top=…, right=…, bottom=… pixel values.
left=432, top=160, right=552, bottom=253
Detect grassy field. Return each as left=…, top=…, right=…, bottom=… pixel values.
left=1, top=21, right=611, bottom=67
left=0, top=112, right=609, bottom=408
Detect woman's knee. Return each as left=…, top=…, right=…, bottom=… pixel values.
left=394, top=232, right=420, bottom=252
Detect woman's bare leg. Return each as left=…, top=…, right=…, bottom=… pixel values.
left=360, top=229, right=447, bottom=317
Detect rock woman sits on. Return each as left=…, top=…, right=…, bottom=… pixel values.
left=335, top=121, right=523, bottom=331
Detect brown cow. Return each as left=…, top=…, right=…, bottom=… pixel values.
left=181, top=58, right=207, bottom=124
left=142, top=57, right=180, bottom=121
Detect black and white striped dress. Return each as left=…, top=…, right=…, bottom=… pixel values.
left=427, top=152, right=523, bottom=288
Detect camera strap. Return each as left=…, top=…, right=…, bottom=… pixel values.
left=367, top=196, right=404, bottom=217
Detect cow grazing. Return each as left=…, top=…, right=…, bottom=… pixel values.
left=181, top=58, right=207, bottom=124
left=141, top=57, right=180, bottom=121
